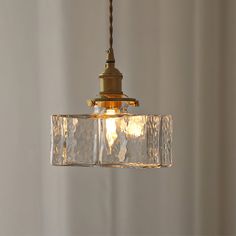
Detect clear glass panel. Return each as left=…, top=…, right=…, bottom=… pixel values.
left=51, top=113, right=173, bottom=168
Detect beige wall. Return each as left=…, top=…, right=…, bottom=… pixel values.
left=0, top=0, right=235, bottom=235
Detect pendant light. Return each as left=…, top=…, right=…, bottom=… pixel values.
left=50, top=0, right=173, bottom=168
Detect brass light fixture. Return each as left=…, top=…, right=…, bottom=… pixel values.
left=50, top=0, right=173, bottom=168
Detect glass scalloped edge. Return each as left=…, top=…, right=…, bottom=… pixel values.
left=50, top=113, right=173, bottom=169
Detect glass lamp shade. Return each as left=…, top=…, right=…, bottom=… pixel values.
left=50, top=107, right=173, bottom=168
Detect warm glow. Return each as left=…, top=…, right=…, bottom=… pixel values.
left=105, top=110, right=145, bottom=151
left=105, top=109, right=118, bottom=151
left=120, top=116, right=144, bottom=138
left=106, top=109, right=118, bottom=115
left=125, top=116, right=144, bottom=137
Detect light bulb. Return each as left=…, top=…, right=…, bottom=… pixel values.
left=105, top=109, right=118, bottom=152
left=105, top=110, right=145, bottom=153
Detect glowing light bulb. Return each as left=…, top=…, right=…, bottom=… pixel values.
left=105, top=111, right=145, bottom=152
left=105, top=109, right=118, bottom=152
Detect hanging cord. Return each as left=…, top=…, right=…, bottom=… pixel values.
left=109, top=0, right=113, bottom=50
left=106, top=0, right=115, bottom=63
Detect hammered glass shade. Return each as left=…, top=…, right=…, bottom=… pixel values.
left=50, top=113, right=173, bottom=168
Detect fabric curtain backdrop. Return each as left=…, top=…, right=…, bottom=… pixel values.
left=0, top=0, right=235, bottom=235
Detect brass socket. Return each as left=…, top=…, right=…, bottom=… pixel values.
left=87, top=49, right=139, bottom=109
left=99, top=49, right=123, bottom=94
